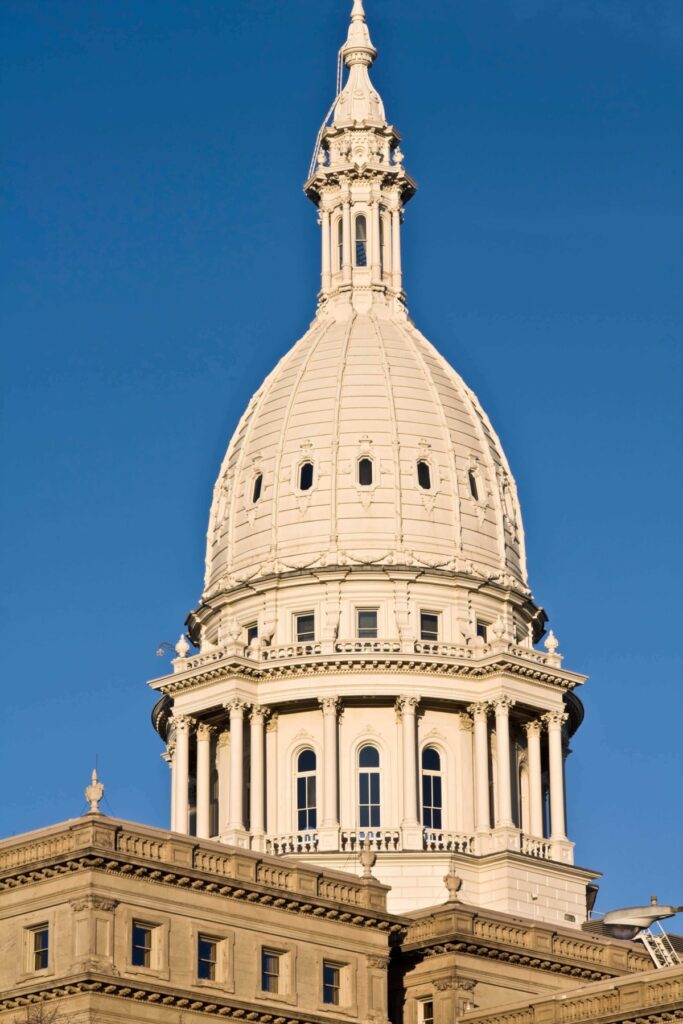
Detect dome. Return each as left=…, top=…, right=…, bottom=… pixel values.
left=203, top=307, right=527, bottom=599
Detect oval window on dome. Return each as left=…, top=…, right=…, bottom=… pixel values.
left=252, top=473, right=263, bottom=503
left=299, top=461, right=314, bottom=491
left=358, top=457, right=373, bottom=486
left=417, top=460, right=432, bottom=490
left=468, top=469, right=479, bottom=501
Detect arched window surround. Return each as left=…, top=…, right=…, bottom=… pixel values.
left=357, top=744, right=381, bottom=829
left=419, top=742, right=449, bottom=832
left=294, top=457, right=316, bottom=494
left=295, top=747, right=318, bottom=832
left=288, top=743, right=320, bottom=836
left=354, top=213, right=368, bottom=268
left=344, top=734, right=395, bottom=831
left=335, top=216, right=344, bottom=273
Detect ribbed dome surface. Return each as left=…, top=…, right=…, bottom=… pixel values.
left=204, top=310, right=526, bottom=596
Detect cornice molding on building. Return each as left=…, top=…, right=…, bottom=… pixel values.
left=0, top=817, right=403, bottom=933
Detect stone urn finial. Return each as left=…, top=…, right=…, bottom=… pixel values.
left=359, top=847, right=377, bottom=878
left=85, top=769, right=104, bottom=814
left=544, top=629, right=559, bottom=655
left=175, top=633, right=190, bottom=659
left=443, top=857, right=463, bottom=902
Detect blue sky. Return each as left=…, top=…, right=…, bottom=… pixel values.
left=1, top=0, right=681, bottom=923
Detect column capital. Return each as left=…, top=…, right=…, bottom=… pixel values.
left=224, top=698, right=246, bottom=717
left=318, top=696, right=340, bottom=716
left=249, top=704, right=269, bottom=723
left=196, top=722, right=215, bottom=741
left=395, top=694, right=420, bottom=715
left=524, top=717, right=544, bottom=738
left=266, top=711, right=279, bottom=733
left=467, top=701, right=490, bottom=720
left=493, top=696, right=516, bottom=714
left=173, top=714, right=192, bottom=735
left=542, top=710, right=568, bottom=729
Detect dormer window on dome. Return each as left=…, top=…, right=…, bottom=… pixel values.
left=468, top=469, right=480, bottom=501
left=358, top=457, right=373, bottom=486
left=417, top=460, right=432, bottom=490
left=252, top=473, right=263, bottom=503
left=299, top=462, right=314, bottom=491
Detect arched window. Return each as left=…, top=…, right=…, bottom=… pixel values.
left=358, top=745, right=380, bottom=827
left=358, top=457, right=373, bottom=486
left=468, top=469, right=479, bottom=501
left=417, top=460, right=431, bottom=490
left=421, top=747, right=442, bottom=829
left=296, top=749, right=317, bottom=830
left=355, top=215, right=368, bottom=267
left=299, top=461, right=314, bottom=491
left=252, top=473, right=263, bottom=503
left=337, top=218, right=344, bottom=271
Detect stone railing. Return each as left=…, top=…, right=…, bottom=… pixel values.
left=265, top=832, right=319, bottom=855
left=261, top=642, right=323, bottom=662
left=521, top=834, right=553, bottom=859
left=0, top=831, right=77, bottom=871
left=423, top=829, right=475, bottom=854
left=459, top=964, right=683, bottom=1023
left=334, top=639, right=404, bottom=655
left=340, top=828, right=401, bottom=852
left=414, top=640, right=480, bottom=659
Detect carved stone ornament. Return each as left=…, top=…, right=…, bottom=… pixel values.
left=493, top=696, right=516, bottom=714
left=543, top=710, right=569, bottom=729
left=544, top=629, right=559, bottom=654
left=69, top=896, right=119, bottom=913
left=318, top=696, right=340, bottom=716
left=85, top=769, right=104, bottom=814
left=395, top=694, right=420, bottom=714
left=367, top=955, right=389, bottom=970
left=174, top=632, right=190, bottom=659
left=467, top=701, right=490, bottom=720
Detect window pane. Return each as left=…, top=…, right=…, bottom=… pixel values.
left=132, top=923, right=151, bottom=968
left=296, top=614, right=315, bottom=642
left=359, top=773, right=369, bottom=803
left=308, top=776, right=316, bottom=807
left=422, top=746, right=440, bottom=771
left=357, top=610, right=377, bottom=638
left=359, top=745, right=379, bottom=768
left=417, top=460, right=431, bottom=489
left=433, top=775, right=442, bottom=803
left=198, top=937, right=217, bottom=981
left=33, top=928, right=49, bottom=971
left=422, top=774, right=431, bottom=805
left=299, top=461, right=314, bottom=491
left=247, top=623, right=258, bottom=643
left=369, top=773, right=380, bottom=803
left=476, top=621, right=488, bottom=641
left=420, top=612, right=439, bottom=641
left=369, top=803, right=380, bottom=826
left=355, top=215, right=367, bottom=267
left=358, top=458, right=373, bottom=486
left=323, top=962, right=341, bottom=1005
left=298, top=808, right=306, bottom=830
left=359, top=804, right=370, bottom=827
left=262, top=951, right=280, bottom=993
left=433, top=806, right=442, bottom=828
left=297, top=747, right=316, bottom=773
left=297, top=776, right=306, bottom=803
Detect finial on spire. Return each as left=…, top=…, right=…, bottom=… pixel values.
left=342, top=0, right=376, bottom=67
left=85, top=768, right=104, bottom=814
left=350, top=0, right=366, bottom=21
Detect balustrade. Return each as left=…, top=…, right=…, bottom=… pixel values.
left=265, top=832, right=319, bottom=855
left=340, top=828, right=401, bottom=852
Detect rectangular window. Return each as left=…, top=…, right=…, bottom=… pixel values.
left=419, top=1000, right=435, bottom=1024
left=197, top=935, right=217, bottom=981
left=296, top=613, right=315, bottom=642
left=31, top=926, right=49, bottom=971
left=476, top=620, right=488, bottom=642
left=322, top=961, right=341, bottom=1005
left=420, top=612, right=439, bottom=641
left=131, top=922, right=153, bottom=968
left=247, top=622, right=258, bottom=644
left=261, top=949, right=281, bottom=994
left=357, top=609, right=378, bottom=639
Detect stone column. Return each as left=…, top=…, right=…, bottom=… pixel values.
left=318, top=698, right=340, bottom=850
left=216, top=730, right=230, bottom=837
left=468, top=702, right=490, bottom=838
left=265, top=713, right=279, bottom=838
left=396, top=696, right=422, bottom=849
left=493, top=697, right=515, bottom=827
left=544, top=711, right=568, bottom=842
left=342, top=200, right=352, bottom=284
left=391, top=208, right=402, bottom=292
left=249, top=705, right=267, bottom=851
left=173, top=716, right=191, bottom=835
left=162, top=744, right=176, bottom=832
left=524, top=719, right=544, bottom=838
left=370, top=199, right=381, bottom=284
left=195, top=723, right=213, bottom=839
left=321, top=209, right=331, bottom=293
left=224, top=699, right=248, bottom=846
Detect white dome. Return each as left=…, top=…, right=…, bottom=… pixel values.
left=203, top=307, right=527, bottom=599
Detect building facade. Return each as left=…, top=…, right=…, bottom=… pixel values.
left=2, top=3, right=681, bottom=1024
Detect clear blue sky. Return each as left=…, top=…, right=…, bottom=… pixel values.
left=1, top=0, right=681, bottom=923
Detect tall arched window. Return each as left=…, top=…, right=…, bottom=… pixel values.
left=358, top=745, right=380, bottom=828
left=421, top=747, right=442, bottom=829
left=355, top=215, right=368, bottom=267
left=299, top=461, right=314, bottom=491
left=296, top=749, right=317, bottom=830
left=358, top=457, right=373, bottom=486
left=337, top=218, right=344, bottom=271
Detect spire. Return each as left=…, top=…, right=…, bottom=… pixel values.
left=342, top=0, right=377, bottom=68
left=333, top=0, right=384, bottom=127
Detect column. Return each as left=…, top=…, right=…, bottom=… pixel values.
left=225, top=699, right=247, bottom=845
left=216, top=730, right=230, bottom=837
left=493, top=697, right=515, bottom=827
left=396, top=696, right=422, bottom=849
left=173, top=715, right=191, bottom=834
left=196, top=723, right=213, bottom=840
left=391, top=207, right=402, bottom=292
left=457, top=714, right=475, bottom=833
left=342, top=200, right=352, bottom=284
left=370, top=199, right=381, bottom=284
left=162, top=744, right=176, bottom=831
left=318, top=697, right=340, bottom=851
left=321, top=209, right=331, bottom=293
left=468, top=702, right=490, bottom=834
left=544, top=711, right=568, bottom=841
left=249, top=705, right=267, bottom=850
left=265, top=713, right=279, bottom=838
left=524, top=719, right=544, bottom=838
